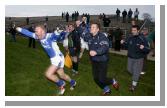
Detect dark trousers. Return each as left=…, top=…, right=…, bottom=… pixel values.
left=116, top=15, right=120, bottom=21
left=142, top=56, right=147, bottom=72
left=69, top=47, right=80, bottom=72
left=135, top=16, right=138, bottom=21
left=92, top=61, right=113, bottom=89
left=115, top=40, right=121, bottom=51
left=11, top=34, right=16, bottom=42
left=28, top=37, right=36, bottom=48
left=122, top=16, right=126, bottom=23
left=66, top=18, right=69, bottom=22
left=128, top=16, right=132, bottom=22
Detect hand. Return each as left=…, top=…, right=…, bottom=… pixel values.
left=16, top=27, right=21, bottom=32
left=140, top=45, right=144, bottom=49
left=120, top=40, right=124, bottom=44
left=90, top=50, right=97, bottom=56
left=65, top=47, right=69, bottom=52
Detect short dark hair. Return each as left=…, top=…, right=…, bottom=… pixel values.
left=68, top=23, right=74, bottom=28
left=81, top=22, right=86, bottom=28
left=131, top=25, right=140, bottom=30
left=36, top=24, right=46, bottom=31
left=91, top=22, right=101, bottom=29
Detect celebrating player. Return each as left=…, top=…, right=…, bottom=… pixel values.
left=16, top=24, right=76, bottom=95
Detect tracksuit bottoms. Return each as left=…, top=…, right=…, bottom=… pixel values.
left=92, top=61, right=113, bottom=89
left=127, top=57, right=144, bottom=82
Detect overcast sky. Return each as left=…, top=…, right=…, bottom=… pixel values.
left=5, top=5, right=155, bottom=20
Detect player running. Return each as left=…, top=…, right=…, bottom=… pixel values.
left=16, top=24, right=76, bottom=95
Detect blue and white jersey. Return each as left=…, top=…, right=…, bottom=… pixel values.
left=17, top=27, right=66, bottom=58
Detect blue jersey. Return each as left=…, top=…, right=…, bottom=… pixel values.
left=18, top=28, right=66, bottom=58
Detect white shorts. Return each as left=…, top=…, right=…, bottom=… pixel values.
left=81, top=38, right=89, bottom=50
left=63, top=37, right=68, bottom=47
left=50, top=54, right=64, bottom=68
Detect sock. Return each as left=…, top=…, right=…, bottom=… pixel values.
left=112, top=78, right=117, bottom=85
left=103, top=86, right=110, bottom=93
left=72, top=61, right=76, bottom=72
left=132, top=81, right=137, bottom=86
left=75, top=62, right=78, bottom=72
left=55, top=80, right=65, bottom=87
left=70, top=79, right=76, bottom=86
left=72, top=69, right=76, bottom=73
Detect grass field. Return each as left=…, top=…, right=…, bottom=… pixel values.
left=5, top=34, right=155, bottom=96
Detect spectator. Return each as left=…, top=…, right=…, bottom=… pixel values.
left=120, top=25, right=150, bottom=92
left=72, top=13, right=75, bottom=21
left=128, top=8, right=133, bottom=23
left=129, top=20, right=137, bottom=33
left=66, top=12, right=69, bottom=22
left=44, top=23, right=48, bottom=30
left=26, top=17, right=29, bottom=25
left=67, top=24, right=81, bottom=76
left=79, top=20, right=90, bottom=59
left=99, top=13, right=103, bottom=21
left=113, top=27, right=123, bottom=51
left=75, top=20, right=83, bottom=36
left=102, top=13, right=106, bottom=19
left=45, top=16, right=48, bottom=22
left=87, top=14, right=90, bottom=24
left=62, top=12, right=64, bottom=19
left=28, top=24, right=36, bottom=48
left=75, top=11, right=79, bottom=21
left=140, top=28, right=149, bottom=75
left=82, top=22, right=119, bottom=95
left=9, top=22, right=16, bottom=42
left=134, top=8, right=139, bottom=21
left=116, top=8, right=121, bottom=21
left=147, top=31, right=155, bottom=57
left=122, top=9, right=127, bottom=23
left=74, top=11, right=77, bottom=21
left=76, top=11, right=79, bottom=18
left=131, top=20, right=136, bottom=26
left=108, top=29, right=114, bottom=49
left=103, top=16, right=111, bottom=27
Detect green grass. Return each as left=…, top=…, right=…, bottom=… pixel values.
left=5, top=34, right=155, bottom=96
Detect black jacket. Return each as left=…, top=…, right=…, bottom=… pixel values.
left=123, top=34, right=150, bottom=59
left=68, top=29, right=81, bottom=49
left=122, top=11, right=127, bottom=17
left=10, top=27, right=16, bottom=35
left=103, top=18, right=111, bottom=27
left=84, top=32, right=109, bottom=62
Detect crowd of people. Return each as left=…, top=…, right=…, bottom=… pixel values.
left=116, top=8, right=140, bottom=23
left=61, top=11, right=90, bottom=24
left=7, top=8, right=155, bottom=95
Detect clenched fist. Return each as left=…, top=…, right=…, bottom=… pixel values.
left=90, top=50, right=97, bottom=56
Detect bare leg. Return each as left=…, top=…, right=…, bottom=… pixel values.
left=57, top=68, right=71, bottom=82
left=79, top=48, right=85, bottom=59
left=57, top=68, right=76, bottom=90
left=45, top=65, right=59, bottom=82
left=72, top=56, right=78, bottom=63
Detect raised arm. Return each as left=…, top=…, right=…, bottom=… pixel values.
left=82, top=32, right=91, bottom=42
left=16, top=27, right=37, bottom=39
left=51, top=31, right=66, bottom=42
